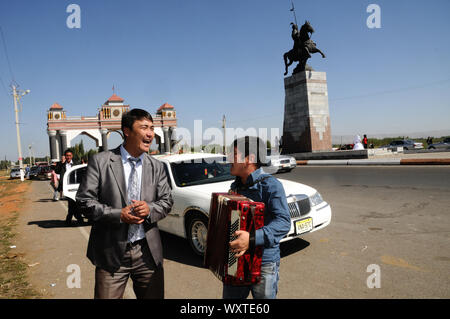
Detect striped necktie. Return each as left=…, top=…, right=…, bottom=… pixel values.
left=127, top=157, right=143, bottom=243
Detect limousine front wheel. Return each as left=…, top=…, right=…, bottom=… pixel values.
left=187, top=213, right=208, bottom=256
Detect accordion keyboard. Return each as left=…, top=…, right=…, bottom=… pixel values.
left=227, top=210, right=240, bottom=276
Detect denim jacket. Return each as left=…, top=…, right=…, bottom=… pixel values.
left=230, top=168, right=291, bottom=263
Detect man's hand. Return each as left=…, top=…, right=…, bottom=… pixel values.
left=131, top=200, right=150, bottom=219
left=229, top=230, right=250, bottom=258
left=120, top=204, right=144, bottom=224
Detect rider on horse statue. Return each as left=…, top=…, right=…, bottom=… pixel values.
left=284, top=21, right=326, bottom=76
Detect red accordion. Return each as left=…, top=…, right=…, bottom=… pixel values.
left=204, top=193, right=265, bottom=285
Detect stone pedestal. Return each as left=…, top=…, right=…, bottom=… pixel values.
left=281, top=71, right=332, bottom=154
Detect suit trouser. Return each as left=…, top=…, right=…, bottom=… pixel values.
left=94, top=239, right=164, bottom=299
left=66, top=199, right=83, bottom=223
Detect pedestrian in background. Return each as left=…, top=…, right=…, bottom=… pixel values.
left=353, top=135, right=364, bottom=150
left=55, top=150, right=84, bottom=225
left=52, top=155, right=65, bottom=201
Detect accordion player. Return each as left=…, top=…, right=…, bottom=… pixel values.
left=204, top=192, right=265, bottom=285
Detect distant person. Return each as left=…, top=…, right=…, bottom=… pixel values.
left=55, top=150, right=84, bottom=225
left=51, top=163, right=59, bottom=196
left=363, top=134, right=368, bottom=149
left=353, top=135, right=364, bottom=150
left=52, top=155, right=65, bottom=201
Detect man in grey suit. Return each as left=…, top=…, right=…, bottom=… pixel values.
left=76, top=108, right=173, bottom=299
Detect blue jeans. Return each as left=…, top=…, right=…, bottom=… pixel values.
left=222, top=261, right=280, bottom=299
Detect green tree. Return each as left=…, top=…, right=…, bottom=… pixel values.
left=70, top=140, right=97, bottom=163
left=0, top=160, right=9, bottom=170
left=85, top=149, right=98, bottom=162
left=71, top=140, right=85, bottom=162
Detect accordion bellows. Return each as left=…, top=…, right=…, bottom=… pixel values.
left=204, top=193, right=265, bottom=285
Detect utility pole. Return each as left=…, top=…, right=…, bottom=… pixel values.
left=222, top=115, right=226, bottom=155
left=12, top=84, right=30, bottom=181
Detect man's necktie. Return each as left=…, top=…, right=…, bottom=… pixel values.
left=127, top=157, right=143, bottom=243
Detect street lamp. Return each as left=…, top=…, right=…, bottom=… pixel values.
left=28, top=144, right=34, bottom=166
left=12, top=84, right=30, bottom=182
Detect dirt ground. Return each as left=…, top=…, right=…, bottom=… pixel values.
left=0, top=177, right=29, bottom=217
left=0, top=176, right=41, bottom=298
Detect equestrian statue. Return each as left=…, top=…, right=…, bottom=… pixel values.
left=283, top=20, right=326, bottom=76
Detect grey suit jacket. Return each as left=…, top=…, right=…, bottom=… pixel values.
left=76, top=146, right=173, bottom=273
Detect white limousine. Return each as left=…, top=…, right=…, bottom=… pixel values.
left=63, top=153, right=332, bottom=255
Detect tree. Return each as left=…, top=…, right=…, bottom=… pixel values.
left=85, top=149, right=98, bottom=162
left=0, top=160, right=9, bottom=170
left=71, top=140, right=85, bottom=162
left=70, top=141, right=97, bottom=163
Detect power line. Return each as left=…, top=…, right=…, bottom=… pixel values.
left=330, top=78, right=450, bottom=102
left=220, top=77, right=450, bottom=125
left=226, top=112, right=283, bottom=125
left=0, top=74, right=9, bottom=98
left=0, top=26, right=16, bottom=84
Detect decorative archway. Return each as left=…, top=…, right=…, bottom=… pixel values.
left=46, top=94, right=177, bottom=161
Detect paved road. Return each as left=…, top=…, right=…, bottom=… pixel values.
left=16, top=166, right=450, bottom=298
left=277, top=166, right=450, bottom=298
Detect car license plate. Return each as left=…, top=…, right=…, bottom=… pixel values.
left=282, top=164, right=289, bottom=168
left=295, top=217, right=313, bottom=235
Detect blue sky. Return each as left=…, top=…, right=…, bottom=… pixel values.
left=0, top=0, right=449, bottom=160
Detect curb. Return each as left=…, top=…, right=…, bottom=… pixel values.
left=400, top=159, right=450, bottom=165
left=296, top=158, right=450, bottom=166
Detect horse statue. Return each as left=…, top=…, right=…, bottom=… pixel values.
left=283, top=21, right=326, bottom=76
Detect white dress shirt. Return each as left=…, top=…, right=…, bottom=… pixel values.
left=65, top=160, right=73, bottom=170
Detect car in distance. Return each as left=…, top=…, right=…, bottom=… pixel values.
left=64, top=153, right=332, bottom=256
left=264, top=154, right=297, bottom=174
left=337, top=144, right=354, bottom=150
left=37, top=165, right=53, bottom=180
left=28, top=166, right=40, bottom=179
left=381, top=139, right=424, bottom=151
left=9, top=168, right=22, bottom=179
left=428, top=137, right=450, bottom=150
